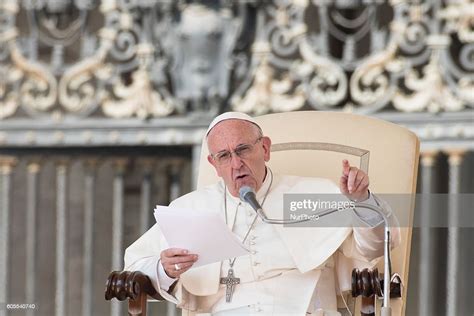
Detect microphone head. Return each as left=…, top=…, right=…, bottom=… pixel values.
left=239, top=186, right=255, bottom=202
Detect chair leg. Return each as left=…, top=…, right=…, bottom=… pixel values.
left=360, top=296, right=375, bottom=316
left=128, top=292, right=147, bottom=316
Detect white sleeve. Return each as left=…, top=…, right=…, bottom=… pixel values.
left=352, top=191, right=384, bottom=227
left=123, top=224, right=179, bottom=304
left=341, top=193, right=401, bottom=262
left=157, top=259, right=178, bottom=291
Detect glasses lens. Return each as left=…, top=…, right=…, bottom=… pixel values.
left=215, top=152, right=231, bottom=164
left=234, top=145, right=252, bottom=158
left=212, top=138, right=261, bottom=165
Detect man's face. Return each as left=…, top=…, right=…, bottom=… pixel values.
left=207, top=120, right=271, bottom=197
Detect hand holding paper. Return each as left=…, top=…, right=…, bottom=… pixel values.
left=154, top=206, right=249, bottom=269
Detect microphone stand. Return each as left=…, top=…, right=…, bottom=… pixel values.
left=251, top=199, right=392, bottom=316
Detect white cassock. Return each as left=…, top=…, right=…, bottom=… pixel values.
left=124, top=171, right=400, bottom=316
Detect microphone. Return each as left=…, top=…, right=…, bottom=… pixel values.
left=239, top=186, right=263, bottom=213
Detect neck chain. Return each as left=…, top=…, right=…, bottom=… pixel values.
left=220, top=168, right=273, bottom=303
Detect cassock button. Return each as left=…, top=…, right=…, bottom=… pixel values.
left=251, top=250, right=257, bottom=255
left=250, top=235, right=256, bottom=240
left=249, top=241, right=256, bottom=245
left=253, top=261, right=260, bottom=266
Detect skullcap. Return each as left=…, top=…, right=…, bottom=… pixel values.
left=206, top=112, right=261, bottom=136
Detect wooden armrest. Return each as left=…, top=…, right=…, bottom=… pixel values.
left=351, top=268, right=402, bottom=298
left=105, top=270, right=163, bottom=316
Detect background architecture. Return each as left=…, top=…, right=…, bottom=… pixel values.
left=0, top=1, right=473, bottom=315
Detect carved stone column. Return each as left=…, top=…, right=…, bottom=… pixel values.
left=82, top=159, right=98, bottom=316
left=140, top=159, right=154, bottom=234
left=418, top=151, right=438, bottom=316
left=168, top=162, right=183, bottom=201
left=55, top=160, right=69, bottom=316
left=0, top=156, right=16, bottom=311
left=444, top=149, right=465, bottom=316
left=111, top=159, right=127, bottom=316
left=26, top=160, right=40, bottom=316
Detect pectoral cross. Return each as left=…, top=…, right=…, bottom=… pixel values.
left=220, top=268, right=240, bottom=303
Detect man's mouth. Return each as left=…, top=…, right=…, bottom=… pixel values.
left=235, top=174, right=248, bottom=181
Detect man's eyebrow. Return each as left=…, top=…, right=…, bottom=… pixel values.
left=214, top=142, right=251, bottom=154
left=235, top=143, right=251, bottom=148
left=215, top=149, right=230, bottom=155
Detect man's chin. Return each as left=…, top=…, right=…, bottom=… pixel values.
left=235, top=178, right=256, bottom=191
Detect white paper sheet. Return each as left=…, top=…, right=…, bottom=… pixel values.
left=154, top=205, right=249, bottom=268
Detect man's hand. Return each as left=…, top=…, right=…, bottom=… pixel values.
left=340, top=159, right=369, bottom=202
left=161, top=248, right=198, bottom=278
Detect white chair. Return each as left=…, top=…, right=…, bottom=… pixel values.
left=197, top=111, right=419, bottom=315
left=106, top=111, right=419, bottom=316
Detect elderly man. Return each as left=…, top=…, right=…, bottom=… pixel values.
left=124, top=112, right=400, bottom=316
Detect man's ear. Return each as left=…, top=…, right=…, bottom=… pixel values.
left=208, top=154, right=222, bottom=176
left=207, top=154, right=215, bottom=167
left=262, top=136, right=272, bottom=162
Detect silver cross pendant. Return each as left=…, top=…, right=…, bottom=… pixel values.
left=220, top=268, right=240, bottom=303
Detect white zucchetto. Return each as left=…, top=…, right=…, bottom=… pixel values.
left=205, top=112, right=261, bottom=136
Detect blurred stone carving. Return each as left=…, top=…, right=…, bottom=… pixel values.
left=164, top=4, right=241, bottom=113
left=0, top=0, right=472, bottom=120
left=232, top=54, right=305, bottom=115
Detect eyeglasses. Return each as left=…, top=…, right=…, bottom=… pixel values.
left=210, top=137, right=262, bottom=165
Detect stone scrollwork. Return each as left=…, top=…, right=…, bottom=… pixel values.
left=438, top=1, right=474, bottom=109
left=232, top=0, right=473, bottom=115
left=12, top=42, right=58, bottom=113
left=298, top=38, right=348, bottom=110
left=390, top=1, right=473, bottom=113
left=58, top=28, right=116, bottom=115
left=101, top=43, right=174, bottom=119
left=231, top=1, right=309, bottom=115
left=0, top=0, right=473, bottom=120
left=53, top=0, right=178, bottom=119
left=349, top=42, right=402, bottom=113
left=232, top=54, right=305, bottom=115
left=0, top=1, right=57, bottom=119
left=0, top=0, right=257, bottom=119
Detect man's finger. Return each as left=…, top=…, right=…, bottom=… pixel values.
left=342, top=159, right=350, bottom=176
left=178, top=262, right=195, bottom=274
left=170, top=254, right=199, bottom=264
left=353, top=173, right=367, bottom=193
left=166, top=261, right=195, bottom=278
left=339, top=175, right=349, bottom=195
left=163, top=248, right=189, bottom=257
left=347, top=168, right=359, bottom=193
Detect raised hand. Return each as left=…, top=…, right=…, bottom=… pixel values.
left=339, top=159, right=369, bottom=202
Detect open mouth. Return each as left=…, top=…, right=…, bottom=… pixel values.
left=235, top=174, right=248, bottom=181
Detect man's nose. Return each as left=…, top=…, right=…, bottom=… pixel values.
left=230, top=153, right=243, bottom=169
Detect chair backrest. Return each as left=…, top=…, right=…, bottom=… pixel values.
left=197, top=111, right=420, bottom=315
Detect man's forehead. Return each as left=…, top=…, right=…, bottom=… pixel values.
left=207, top=120, right=258, bottom=142
left=205, top=112, right=261, bottom=136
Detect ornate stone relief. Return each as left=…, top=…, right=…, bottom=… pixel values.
left=234, top=0, right=473, bottom=114
left=0, top=0, right=472, bottom=120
